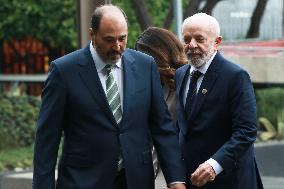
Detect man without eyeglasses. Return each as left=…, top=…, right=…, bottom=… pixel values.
left=33, top=4, right=186, bottom=189
left=175, top=13, right=264, bottom=189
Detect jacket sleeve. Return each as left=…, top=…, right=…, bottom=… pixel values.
left=33, top=63, right=66, bottom=189
left=148, top=60, right=186, bottom=184
left=212, top=70, right=257, bottom=172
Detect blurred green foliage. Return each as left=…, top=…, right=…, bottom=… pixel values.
left=0, top=145, right=33, bottom=171
left=256, top=87, right=284, bottom=129
left=0, top=94, right=40, bottom=150
left=0, top=0, right=186, bottom=50
left=0, top=0, right=77, bottom=52
left=113, top=0, right=176, bottom=47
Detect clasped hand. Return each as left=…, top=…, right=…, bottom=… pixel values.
left=163, top=162, right=216, bottom=188
left=190, top=162, right=216, bottom=187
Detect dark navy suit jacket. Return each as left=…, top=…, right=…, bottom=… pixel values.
left=33, top=45, right=185, bottom=189
left=175, top=52, right=263, bottom=189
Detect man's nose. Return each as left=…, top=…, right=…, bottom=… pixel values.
left=189, top=40, right=198, bottom=48
left=112, top=40, right=120, bottom=50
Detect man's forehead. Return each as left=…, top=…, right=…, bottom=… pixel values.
left=101, top=33, right=127, bottom=38
left=101, top=14, right=126, bottom=25
left=101, top=7, right=126, bottom=24
left=183, top=23, right=213, bottom=36
left=96, top=25, right=127, bottom=38
left=97, top=19, right=127, bottom=36
left=183, top=25, right=209, bottom=35
left=99, top=14, right=127, bottom=29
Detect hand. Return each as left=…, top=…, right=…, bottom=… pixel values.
left=163, top=183, right=186, bottom=189
left=190, top=162, right=216, bottom=187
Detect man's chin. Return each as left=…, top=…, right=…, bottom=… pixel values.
left=112, top=52, right=122, bottom=58
left=189, top=60, right=205, bottom=68
left=107, top=57, right=121, bottom=64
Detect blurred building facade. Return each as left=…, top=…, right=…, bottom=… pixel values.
left=213, top=0, right=283, bottom=40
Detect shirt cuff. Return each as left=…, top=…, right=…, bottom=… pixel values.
left=206, top=158, right=223, bottom=175
left=169, top=181, right=186, bottom=186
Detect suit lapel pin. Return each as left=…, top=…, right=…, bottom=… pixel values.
left=202, top=89, right=207, bottom=95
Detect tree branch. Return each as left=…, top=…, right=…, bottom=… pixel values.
left=246, top=0, right=268, bottom=38
left=201, top=0, right=223, bottom=15
left=163, top=1, right=174, bottom=29
left=183, top=0, right=200, bottom=18
left=131, top=0, right=152, bottom=30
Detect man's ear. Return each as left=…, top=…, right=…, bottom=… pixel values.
left=214, top=36, right=222, bottom=50
left=215, top=36, right=222, bottom=45
left=89, top=28, right=95, bottom=38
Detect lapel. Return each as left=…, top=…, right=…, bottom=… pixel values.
left=78, top=44, right=117, bottom=126
left=120, top=50, right=137, bottom=127
left=177, top=64, right=191, bottom=110
left=188, top=52, right=222, bottom=123
left=176, top=64, right=191, bottom=134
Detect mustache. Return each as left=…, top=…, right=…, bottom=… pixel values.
left=109, top=50, right=123, bottom=55
left=187, top=49, right=202, bottom=54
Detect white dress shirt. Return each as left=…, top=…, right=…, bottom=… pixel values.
left=183, top=51, right=223, bottom=175
left=89, top=42, right=124, bottom=111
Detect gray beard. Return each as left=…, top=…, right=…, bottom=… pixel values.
left=188, top=46, right=215, bottom=68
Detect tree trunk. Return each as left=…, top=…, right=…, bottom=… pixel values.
left=183, top=0, right=200, bottom=18
left=131, top=0, right=152, bottom=30
left=166, top=0, right=222, bottom=31
left=163, top=1, right=174, bottom=29
left=246, top=0, right=268, bottom=38
left=283, top=0, right=284, bottom=37
left=201, top=0, right=223, bottom=15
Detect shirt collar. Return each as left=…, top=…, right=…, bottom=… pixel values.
left=190, top=51, right=217, bottom=75
left=89, top=42, right=122, bottom=72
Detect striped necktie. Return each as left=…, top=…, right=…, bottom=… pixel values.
left=105, top=65, right=124, bottom=171
left=105, top=64, right=123, bottom=124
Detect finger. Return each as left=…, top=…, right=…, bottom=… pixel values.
left=200, top=166, right=217, bottom=182
left=209, top=176, right=214, bottom=182
left=190, top=169, right=201, bottom=185
left=191, top=171, right=208, bottom=186
left=196, top=180, right=207, bottom=187
left=196, top=171, right=212, bottom=186
left=191, top=167, right=214, bottom=186
left=191, top=164, right=204, bottom=178
left=190, top=163, right=207, bottom=182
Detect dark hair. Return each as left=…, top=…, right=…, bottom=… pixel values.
left=135, top=27, right=187, bottom=91
left=91, top=4, right=128, bottom=31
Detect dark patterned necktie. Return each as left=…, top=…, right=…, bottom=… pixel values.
left=105, top=65, right=123, bottom=124
left=185, top=70, right=202, bottom=117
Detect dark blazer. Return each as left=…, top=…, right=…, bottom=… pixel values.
left=175, top=52, right=263, bottom=189
left=33, top=44, right=185, bottom=189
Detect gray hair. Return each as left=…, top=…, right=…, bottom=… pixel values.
left=182, top=13, right=220, bottom=37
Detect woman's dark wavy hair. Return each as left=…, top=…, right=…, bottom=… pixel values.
left=135, top=27, right=187, bottom=91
